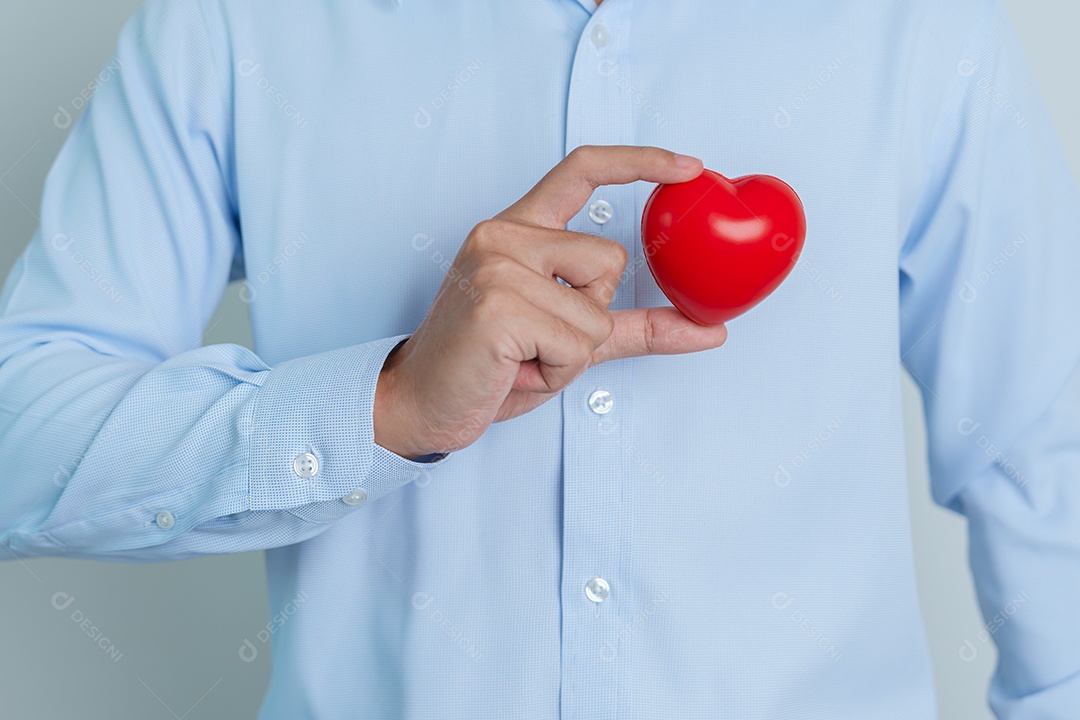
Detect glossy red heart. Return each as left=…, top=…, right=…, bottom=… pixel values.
left=641, top=169, right=806, bottom=325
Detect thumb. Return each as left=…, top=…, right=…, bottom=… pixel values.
left=591, top=307, right=728, bottom=365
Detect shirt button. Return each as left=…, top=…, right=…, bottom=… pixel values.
left=585, top=577, right=610, bottom=603
left=293, top=452, right=319, bottom=479
left=590, top=24, right=610, bottom=48
left=588, top=199, right=613, bottom=225
left=588, top=389, right=614, bottom=415
left=343, top=489, right=368, bottom=506
left=154, top=510, right=175, bottom=530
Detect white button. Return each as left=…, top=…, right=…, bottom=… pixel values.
left=585, top=577, right=610, bottom=603
left=343, top=489, right=368, bottom=506
left=588, top=199, right=613, bottom=224
left=293, top=452, right=319, bottom=479
left=588, top=389, right=614, bottom=415
left=154, top=510, right=174, bottom=530
left=591, top=24, right=610, bottom=48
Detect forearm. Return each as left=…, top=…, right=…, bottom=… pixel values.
left=0, top=334, right=439, bottom=561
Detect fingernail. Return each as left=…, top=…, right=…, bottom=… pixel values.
left=673, top=153, right=701, bottom=168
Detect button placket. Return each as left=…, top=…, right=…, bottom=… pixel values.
left=559, top=4, right=637, bottom=717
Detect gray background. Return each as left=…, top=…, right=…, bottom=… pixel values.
left=0, top=1, right=1076, bottom=718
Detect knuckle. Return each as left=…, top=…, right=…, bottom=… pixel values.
left=566, top=145, right=596, bottom=165
left=469, top=218, right=507, bottom=250
left=471, top=253, right=517, bottom=287
left=639, top=145, right=669, bottom=163
left=566, top=145, right=602, bottom=180
left=630, top=145, right=653, bottom=166
left=643, top=308, right=659, bottom=354
left=473, top=285, right=514, bottom=322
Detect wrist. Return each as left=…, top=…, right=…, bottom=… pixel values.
left=373, top=342, right=428, bottom=460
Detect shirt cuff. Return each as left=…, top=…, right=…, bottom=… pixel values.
left=246, top=335, right=450, bottom=512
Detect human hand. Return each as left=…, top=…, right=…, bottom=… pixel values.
left=374, top=145, right=729, bottom=458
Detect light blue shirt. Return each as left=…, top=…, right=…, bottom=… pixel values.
left=2, top=0, right=1079, bottom=717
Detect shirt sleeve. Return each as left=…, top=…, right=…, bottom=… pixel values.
left=899, top=1, right=1080, bottom=715
left=0, top=0, right=444, bottom=563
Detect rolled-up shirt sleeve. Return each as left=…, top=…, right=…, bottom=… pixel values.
left=0, top=0, right=443, bottom=563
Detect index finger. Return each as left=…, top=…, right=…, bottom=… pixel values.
left=497, top=145, right=704, bottom=229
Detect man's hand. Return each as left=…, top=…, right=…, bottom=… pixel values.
left=373, top=145, right=729, bottom=458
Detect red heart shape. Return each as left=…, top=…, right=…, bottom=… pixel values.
left=641, top=169, right=806, bottom=325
